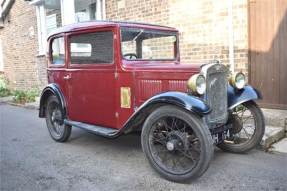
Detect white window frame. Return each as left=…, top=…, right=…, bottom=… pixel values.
left=36, top=5, right=46, bottom=55
left=33, top=0, right=105, bottom=56
left=46, top=14, right=57, bottom=35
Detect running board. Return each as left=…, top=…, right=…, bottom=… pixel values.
left=64, top=119, right=120, bottom=138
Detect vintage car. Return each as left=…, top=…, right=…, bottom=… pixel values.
left=39, top=21, right=265, bottom=182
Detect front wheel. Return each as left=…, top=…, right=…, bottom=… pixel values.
left=141, top=105, right=214, bottom=182
left=217, top=101, right=265, bottom=153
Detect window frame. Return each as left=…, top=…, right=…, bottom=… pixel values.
left=67, top=28, right=116, bottom=68
left=49, top=34, right=66, bottom=68
left=33, top=0, right=106, bottom=56
left=120, top=27, right=179, bottom=62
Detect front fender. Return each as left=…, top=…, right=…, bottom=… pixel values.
left=228, top=85, right=262, bottom=110
left=39, top=83, right=67, bottom=118
left=140, top=91, right=211, bottom=114
left=121, top=91, right=210, bottom=133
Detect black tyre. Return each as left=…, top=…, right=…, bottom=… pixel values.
left=217, top=101, right=265, bottom=153
left=45, top=95, right=71, bottom=142
left=141, top=105, right=214, bottom=182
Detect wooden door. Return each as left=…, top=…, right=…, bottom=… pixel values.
left=249, top=0, right=287, bottom=109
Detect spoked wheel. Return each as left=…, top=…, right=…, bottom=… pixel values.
left=141, top=106, right=213, bottom=182
left=45, top=95, right=71, bottom=142
left=218, top=101, right=265, bottom=153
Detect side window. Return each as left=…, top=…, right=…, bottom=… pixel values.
left=51, top=37, right=65, bottom=65
left=70, top=31, right=114, bottom=64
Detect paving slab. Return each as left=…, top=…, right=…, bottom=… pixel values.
left=24, top=99, right=40, bottom=109
left=261, top=126, right=285, bottom=149
left=0, top=96, right=13, bottom=103
left=262, top=108, right=287, bottom=128
left=270, top=138, right=287, bottom=153
left=7, top=97, right=40, bottom=110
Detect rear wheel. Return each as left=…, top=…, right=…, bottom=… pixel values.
left=45, top=95, right=71, bottom=142
left=141, top=105, right=214, bottom=182
left=217, top=101, right=265, bottom=153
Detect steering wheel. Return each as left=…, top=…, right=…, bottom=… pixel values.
left=124, top=53, right=138, bottom=60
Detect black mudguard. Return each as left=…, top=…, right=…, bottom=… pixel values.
left=39, top=83, right=67, bottom=118
left=228, top=85, right=262, bottom=110
left=139, top=91, right=211, bottom=114
left=121, top=91, right=210, bottom=133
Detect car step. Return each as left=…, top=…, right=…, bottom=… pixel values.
left=64, top=119, right=120, bottom=138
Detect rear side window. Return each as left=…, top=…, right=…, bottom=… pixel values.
left=70, top=31, right=114, bottom=64
left=51, top=37, right=65, bottom=65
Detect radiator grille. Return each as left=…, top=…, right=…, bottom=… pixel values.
left=204, top=64, right=228, bottom=124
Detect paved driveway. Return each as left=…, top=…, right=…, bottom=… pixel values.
left=0, top=104, right=286, bottom=191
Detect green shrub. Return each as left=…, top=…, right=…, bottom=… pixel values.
left=13, top=89, right=39, bottom=104
left=0, top=88, right=11, bottom=97
left=0, top=76, right=12, bottom=97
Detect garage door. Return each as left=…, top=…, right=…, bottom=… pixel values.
left=249, top=0, right=287, bottom=109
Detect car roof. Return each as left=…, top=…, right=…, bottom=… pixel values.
left=47, top=20, right=178, bottom=39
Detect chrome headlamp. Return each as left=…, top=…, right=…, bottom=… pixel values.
left=229, top=72, right=246, bottom=89
left=187, top=74, right=206, bottom=95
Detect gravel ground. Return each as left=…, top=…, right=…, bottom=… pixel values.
left=0, top=104, right=286, bottom=191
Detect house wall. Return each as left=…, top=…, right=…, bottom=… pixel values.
left=106, top=0, right=249, bottom=74
left=0, top=0, right=47, bottom=90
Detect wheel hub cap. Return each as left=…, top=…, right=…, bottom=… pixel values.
left=166, top=141, right=175, bottom=151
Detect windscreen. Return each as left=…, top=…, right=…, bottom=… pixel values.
left=121, top=27, right=177, bottom=60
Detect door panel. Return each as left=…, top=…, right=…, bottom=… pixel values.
left=66, top=29, right=117, bottom=128
left=249, top=0, right=287, bottom=109
left=67, top=68, right=116, bottom=127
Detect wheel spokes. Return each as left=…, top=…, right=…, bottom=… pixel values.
left=48, top=102, right=64, bottom=137
left=149, top=116, right=201, bottom=174
left=228, top=104, right=256, bottom=145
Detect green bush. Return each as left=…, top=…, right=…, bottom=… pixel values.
left=13, top=89, right=39, bottom=104
left=0, top=88, right=11, bottom=97
left=0, top=76, right=12, bottom=97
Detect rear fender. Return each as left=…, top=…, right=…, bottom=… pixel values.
left=39, top=83, right=67, bottom=118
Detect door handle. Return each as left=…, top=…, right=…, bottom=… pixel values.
left=63, top=74, right=71, bottom=80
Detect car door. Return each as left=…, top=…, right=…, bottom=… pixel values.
left=65, top=28, right=117, bottom=128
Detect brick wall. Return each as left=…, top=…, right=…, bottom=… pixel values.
left=0, top=0, right=47, bottom=90
left=106, top=0, right=249, bottom=74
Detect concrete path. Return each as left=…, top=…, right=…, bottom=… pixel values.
left=0, top=104, right=287, bottom=191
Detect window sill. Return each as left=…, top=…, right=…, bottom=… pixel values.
left=36, top=54, right=46, bottom=57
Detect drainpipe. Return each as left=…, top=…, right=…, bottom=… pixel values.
left=228, top=0, right=235, bottom=73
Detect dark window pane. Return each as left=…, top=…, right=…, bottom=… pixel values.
left=70, top=31, right=114, bottom=64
